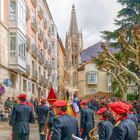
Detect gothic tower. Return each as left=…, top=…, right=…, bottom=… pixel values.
left=65, top=4, right=83, bottom=95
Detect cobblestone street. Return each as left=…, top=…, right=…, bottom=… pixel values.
left=0, top=122, right=39, bottom=140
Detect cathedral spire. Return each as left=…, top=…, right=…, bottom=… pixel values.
left=69, top=4, right=78, bottom=36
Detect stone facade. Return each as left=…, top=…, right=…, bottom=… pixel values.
left=65, top=4, right=83, bottom=96
left=0, top=0, right=59, bottom=102
left=57, top=35, right=66, bottom=98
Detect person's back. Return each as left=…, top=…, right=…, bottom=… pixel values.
left=98, top=120, right=113, bottom=140
left=110, top=118, right=137, bottom=140
left=36, top=105, right=49, bottom=123
left=81, top=108, right=94, bottom=132
left=9, top=104, right=35, bottom=133
left=9, top=94, right=35, bottom=140
left=128, top=113, right=138, bottom=128
left=52, top=114, right=80, bottom=140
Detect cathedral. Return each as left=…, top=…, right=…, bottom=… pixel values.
left=65, top=4, right=83, bottom=96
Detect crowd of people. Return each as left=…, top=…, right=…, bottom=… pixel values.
left=1, top=94, right=140, bottom=140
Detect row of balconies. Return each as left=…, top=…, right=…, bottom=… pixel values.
left=25, top=65, right=48, bottom=87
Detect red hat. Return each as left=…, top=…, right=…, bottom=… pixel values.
left=53, top=100, right=67, bottom=107
left=96, top=107, right=107, bottom=115
left=109, top=101, right=129, bottom=115
left=41, top=99, right=46, bottom=104
left=80, top=101, right=88, bottom=106
left=18, top=94, right=27, bottom=100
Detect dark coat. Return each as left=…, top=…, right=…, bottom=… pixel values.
left=110, top=119, right=137, bottom=140
left=36, top=104, right=49, bottom=124
left=80, top=108, right=94, bottom=133
left=128, top=114, right=138, bottom=128
left=98, top=120, right=113, bottom=140
left=9, top=104, right=35, bottom=134
left=51, top=114, right=80, bottom=140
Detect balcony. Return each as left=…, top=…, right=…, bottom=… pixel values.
left=31, top=45, right=37, bottom=58
left=43, top=78, right=48, bottom=88
left=26, top=5, right=30, bottom=21
left=38, top=53, right=44, bottom=64
left=31, top=0, right=37, bottom=7
left=26, top=64, right=30, bottom=76
left=44, top=59, right=48, bottom=69
left=43, top=39, right=48, bottom=49
left=9, top=52, right=26, bottom=73
left=38, top=6, right=43, bottom=19
left=31, top=17, right=37, bottom=32
left=32, top=69, right=37, bottom=80
left=26, top=35, right=30, bottom=50
left=43, top=18, right=47, bottom=29
left=38, top=28, right=43, bottom=41
left=39, top=75, right=44, bottom=85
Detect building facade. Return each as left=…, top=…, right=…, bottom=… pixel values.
left=57, top=35, right=66, bottom=98
left=78, top=42, right=109, bottom=97
left=0, top=0, right=59, bottom=101
left=65, top=4, right=83, bottom=97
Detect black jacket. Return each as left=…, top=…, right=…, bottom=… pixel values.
left=36, top=104, right=49, bottom=124
left=80, top=108, right=94, bottom=133
left=110, top=119, right=137, bottom=140
left=9, top=103, right=35, bottom=133
left=51, top=114, right=80, bottom=140
left=98, top=120, right=113, bottom=140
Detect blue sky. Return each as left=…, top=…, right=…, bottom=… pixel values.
left=47, top=0, right=122, bottom=48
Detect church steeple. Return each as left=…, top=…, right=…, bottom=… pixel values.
left=69, top=4, right=78, bottom=36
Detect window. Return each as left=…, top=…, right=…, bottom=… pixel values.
left=31, top=36, right=35, bottom=49
left=32, top=83, right=35, bottom=94
left=10, top=32, right=16, bottom=56
left=0, top=0, right=4, bottom=21
left=52, top=41, right=55, bottom=52
left=51, top=26, right=54, bottom=35
left=19, top=35, right=26, bottom=61
left=87, top=72, right=97, bottom=84
left=28, top=81, right=32, bottom=92
left=9, top=0, right=16, bottom=20
left=23, top=79, right=27, bottom=92
left=18, top=2, right=26, bottom=28
left=39, top=66, right=41, bottom=77
left=32, top=61, right=35, bottom=69
left=88, top=87, right=96, bottom=94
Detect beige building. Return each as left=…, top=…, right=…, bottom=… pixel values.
left=0, top=0, right=59, bottom=101
left=78, top=42, right=109, bottom=97
left=57, top=35, right=66, bottom=98
left=65, top=4, right=83, bottom=96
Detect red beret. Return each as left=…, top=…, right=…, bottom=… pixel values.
left=80, top=101, right=88, bottom=106
left=41, top=99, right=46, bottom=104
left=53, top=100, right=67, bottom=107
left=109, top=101, right=129, bottom=115
left=96, top=107, right=107, bottom=115
left=18, top=94, right=27, bottom=100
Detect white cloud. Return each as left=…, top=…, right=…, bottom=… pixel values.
left=47, top=0, right=122, bottom=48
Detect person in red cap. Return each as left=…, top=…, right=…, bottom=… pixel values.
left=50, top=100, right=80, bottom=140
left=36, top=99, right=49, bottom=140
left=79, top=101, right=94, bottom=140
left=109, top=101, right=137, bottom=140
left=96, top=107, right=113, bottom=140
left=9, top=94, right=35, bottom=140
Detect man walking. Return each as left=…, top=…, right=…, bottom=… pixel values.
left=9, top=94, right=35, bottom=140
left=36, top=99, right=49, bottom=140
left=80, top=101, right=94, bottom=140
left=50, top=100, right=80, bottom=140
left=109, top=101, right=137, bottom=140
